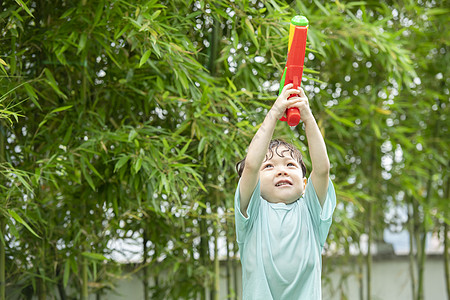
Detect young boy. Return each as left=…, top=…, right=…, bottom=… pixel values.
left=234, top=83, right=336, bottom=299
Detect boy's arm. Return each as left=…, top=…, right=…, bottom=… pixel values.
left=294, top=89, right=330, bottom=206
left=239, top=84, right=302, bottom=217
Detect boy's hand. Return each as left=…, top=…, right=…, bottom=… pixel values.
left=289, top=87, right=314, bottom=124
left=270, top=84, right=312, bottom=123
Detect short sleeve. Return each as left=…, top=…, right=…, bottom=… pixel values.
left=234, top=179, right=261, bottom=244
left=304, top=177, right=336, bottom=248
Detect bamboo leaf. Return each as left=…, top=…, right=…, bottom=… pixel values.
left=7, top=219, right=20, bottom=238
left=15, top=0, right=34, bottom=18
left=313, top=0, right=330, bottom=16
left=44, top=68, right=68, bottom=99
left=151, top=10, right=161, bottom=19
left=134, top=157, right=143, bottom=173
left=139, top=49, right=152, bottom=67
left=244, top=18, right=259, bottom=50
left=371, top=120, right=381, bottom=138
left=63, top=259, right=70, bottom=287
left=198, top=137, right=207, bottom=154
left=59, top=7, right=76, bottom=19
left=115, top=155, right=131, bottom=172
left=77, top=33, right=88, bottom=54
left=8, top=209, right=41, bottom=238
left=24, top=83, right=42, bottom=110
left=226, top=77, right=237, bottom=92
left=50, top=105, right=73, bottom=114
left=62, top=124, right=73, bottom=145
left=93, top=3, right=104, bottom=26
left=179, top=139, right=191, bottom=156
left=128, top=128, right=138, bottom=141
left=81, top=159, right=96, bottom=190
left=325, top=109, right=356, bottom=127
left=81, top=252, right=108, bottom=261
left=82, top=157, right=103, bottom=180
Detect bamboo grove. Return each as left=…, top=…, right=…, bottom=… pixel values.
left=0, top=0, right=448, bottom=299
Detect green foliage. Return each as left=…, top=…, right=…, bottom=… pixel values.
left=0, top=0, right=448, bottom=299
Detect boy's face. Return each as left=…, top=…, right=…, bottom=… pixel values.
left=259, top=146, right=306, bottom=204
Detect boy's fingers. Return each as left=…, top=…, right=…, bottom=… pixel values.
left=284, top=88, right=301, bottom=97
left=281, top=83, right=294, bottom=93
left=298, top=87, right=306, bottom=98
left=288, top=95, right=306, bottom=102
left=287, top=96, right=308, bottom=107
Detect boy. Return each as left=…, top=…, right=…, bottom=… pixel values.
left=234, top=83, right=336, bottom=299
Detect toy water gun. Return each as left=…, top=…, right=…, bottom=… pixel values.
left=279, top=16, right=309, bottom=126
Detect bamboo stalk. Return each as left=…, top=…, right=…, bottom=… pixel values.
left=208, top=14, right=220, bottom=77
left=153, top=244, right=159, bottom=288
left=444, top=175, right=450, bottom=300
left=225, top=218, right=231, bottom=299
left=199, top=206, right=208, bottom=300
left=408, top=198, right=417, bottom=300
left=143, top=228, right=149, bottom=300
left=214, top=218, right=220, bottom=300
left=366, top=202, right=373, bottom=300
left=417, top=223, right=426, bottom=300
left=444, top=222, right=449, bottom=300
left=412, top=197, right=421, bottom=300
left=81, top=257, right=88, bottom=300
left=416, top=174, right=433, bottom=300
left=0, top=219, right=4, bottom=300
left=366, top=138, right=377, bottom=300
left=38, top=240, right=47, bottom=300
left=358, top=251, right=364, bottom=300
left=0, top=123, right=5, bottom=300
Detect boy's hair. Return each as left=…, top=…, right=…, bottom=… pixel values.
left=236, top=139, right=307, bottom=178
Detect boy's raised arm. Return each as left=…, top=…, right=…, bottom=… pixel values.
left=239, top=84, right=301, bottom=217
left=294, top=89, right=330, bottom=206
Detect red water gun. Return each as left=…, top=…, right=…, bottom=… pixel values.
left=279, top=16, right=309, bottom=126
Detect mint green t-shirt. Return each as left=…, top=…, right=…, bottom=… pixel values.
left=234, top=177, right=336, bottom=300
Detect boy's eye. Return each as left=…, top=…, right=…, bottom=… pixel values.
left=287, top=163, right=296, bottom=167
left=263, top=164, right=273, bottom=169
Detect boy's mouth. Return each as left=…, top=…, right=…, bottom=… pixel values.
left=275, top=180, right=292, bottom=187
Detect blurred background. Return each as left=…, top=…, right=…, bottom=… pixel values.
left=0, top=0, right=448, bottom=299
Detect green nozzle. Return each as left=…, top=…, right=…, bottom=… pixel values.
left=291, top=15, right=308, bottom=26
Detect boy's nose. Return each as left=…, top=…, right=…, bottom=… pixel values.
left=277, top=169, right=288, bottom=176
